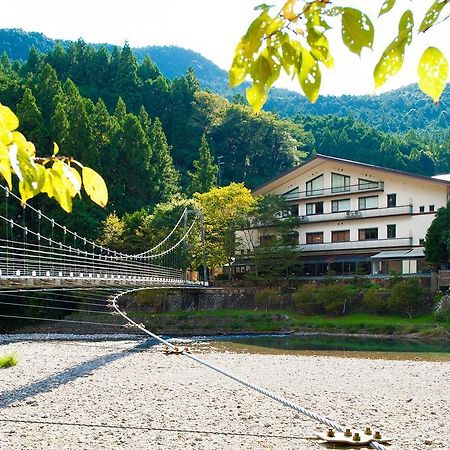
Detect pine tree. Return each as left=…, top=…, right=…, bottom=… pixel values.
left=138, top=105, right=150, bottom=134
left=150, top=117, right=179, bottom=203
left=188, top=134, right=218, bottom=195
left=114, top=43, right=140, bottom=111
left=0, top=51, right=11, bottom=71
left=63, top=79, right=98, bottom=167
left=20, top=46, right=42, bottom=75
left=16, top=87, right=45, bottom=150
left=35, top=64, right=63, bottom=124
left=137, top=55, right=161, bottom=82
left=114, top=97, right=127, bottom=125
left=50, top=100, right=70, bottom=149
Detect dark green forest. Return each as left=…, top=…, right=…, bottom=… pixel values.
left=0, top=29, right=450, bottom=239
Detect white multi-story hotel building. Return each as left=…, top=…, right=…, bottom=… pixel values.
left=237, top=154, right=450, bottom=277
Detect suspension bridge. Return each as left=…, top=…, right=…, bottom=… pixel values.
left=0, top=185, right=391, bottom=450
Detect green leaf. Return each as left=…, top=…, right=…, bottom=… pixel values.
left=341, top=7, right=374, bottom=56
left=307, top=27, right=334, bottom=68
left=52, top=142, right=59, bottom=156
left=245, top=83, right=267, bottom=113
left=281, top=41, right=301, bottom=76
left=298, top=48, right=321, bottom=103
left=379, top=0, right=396, bottom=17
left=47, top=168, right=72, bottom=213
left=419, top=0, right=450, bottom=33
left=374, top=10, right=414, bottom=88
left=82, top=166, right=108, bottom=207
left=418, top=47, right=449, bottom=102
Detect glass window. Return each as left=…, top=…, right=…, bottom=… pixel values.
left=358, top=228, right=378, bottom=240
left=282, top=204, right=299, bottom=217
left=306, top=175, right=324, bottom=196
left=332, top=230, right=350, bottom=242
left=387, top=193, right=397, bottom=208
left=331, top=173, right=350, bottom=193
left=306, top=201, right=324, bottom=215
left=331, top=198, right=351, bottom=212
left=419, top=206, right=425, bottom=213
left=306, top=232, right=324, bottom=244
left=387, top=224, right=396, bottom=239
left=282, top=187, right=299, bottom=201
left=429, top=205, right=435, bottom=212
left=284, top=231, right=299, bottom=246
left=260, top=235, right=276, bottom=247
left=358, top=178, right=378, bottom=190
left=358, top=195, right=379, bottom=210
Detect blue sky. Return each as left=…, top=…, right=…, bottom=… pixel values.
left=1, top=0, right=448, bottom=96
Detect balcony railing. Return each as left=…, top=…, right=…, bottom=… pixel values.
left=283, top=181, right=384, bottom=201
left=298, top=205, right=413, bottom=223
left=299, top=237, right=413, bottom=252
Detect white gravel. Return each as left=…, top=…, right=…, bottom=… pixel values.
left=0, top=339, right=449, bottom=450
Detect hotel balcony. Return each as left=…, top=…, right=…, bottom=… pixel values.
left=298, top=205, right=413, bottom=223
left=283, top=181, right=384, bottom=201
left=299, top=237, right=413, bottom=252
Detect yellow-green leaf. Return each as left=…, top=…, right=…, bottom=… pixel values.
left=52, top=142, right=59, bottom=156
left=0, top=142, right=12, bottom=189
left=298, top=48, right=321, bottom=103
left=374, top=10, right=414, bottom=88
left=0, top=104, right=19, bottom=131
left=82, top=166, right=108, bottom=207
left=48, top=168, right=72, bottom=213
left=419, top=0, right=450, bottom=33
left=341, top=7, right=374, bottom=56
left=282, top=0, right=298, bottom=21
left=379, top=0, right=396, bottom=17
left=418, top=47, right=448, bottom=102
left=245, top=83, right=267, bottom=112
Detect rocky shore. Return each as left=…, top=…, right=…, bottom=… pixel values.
left=0, top=337, right=448, bottom=449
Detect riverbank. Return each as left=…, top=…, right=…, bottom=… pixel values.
left=64, top=309, right=449, bottom=340
left=0, top=339, right=448, bottom=449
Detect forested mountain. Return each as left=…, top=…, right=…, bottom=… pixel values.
left=0, top=30, right=449, bottom=241
left=1, top=28, right=449, bottom=135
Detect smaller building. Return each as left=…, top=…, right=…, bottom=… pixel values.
left=236, top=154, right=450, bottom=278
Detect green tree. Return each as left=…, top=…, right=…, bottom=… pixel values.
left=138, top=55, right=161, bottom=82
left=50, top=99, right=70, bottom=149
left=97, top=212, right=125, bottom=250
left=188, top=134, right=218, bottom=195
left=114, top=96, right=127, bottom=125
left=114, top=43, right=141, bottom=111
left=424, top=201, right=450, bottom=266
left=34, top=63, right=63, bottom=124
left=194, top=183, right=256, bottom=271
left=149, top=117, right=179, bottom=203
left=388, top=278, right=424, bottom=318
left=16, top=87, right=45, bottom=150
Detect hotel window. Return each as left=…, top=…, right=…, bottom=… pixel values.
left=358, top=178, right=378, bottom=190
left=306, top=232, right=324, bottom=244
left=419, top=239, right=425, bottom=246
left=260, top=235, right=276, bottom=247
left=285, top=231, right=299, bottom=246
left=419, top=205, right=425, bottom=213
left=332, top=230, right=350, bottom=242
left=359, top=228, right=378, bottom=240
left=331, top=173, right=350, bottom=193
left=282, top=204, right=299, bottom=217
left=282, top=187, right=299, bottom=201
left=306, top=175, right=324, bottom=196
left=331, top=198, right=351, bottom=212
left=358, top=195, right=379, bottom=210
left=387, top=224, right=396, bottom=239
left=387, top=193, right=397, bottom=208
left=306, top=201, right=324, bottom=215
left=429, top=205, right=435, bottom=212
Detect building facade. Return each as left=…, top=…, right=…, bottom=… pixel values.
left=236, top=155, right=450, bottom=277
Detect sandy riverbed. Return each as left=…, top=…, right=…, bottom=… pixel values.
left=0, top=338, right=449, bottom=450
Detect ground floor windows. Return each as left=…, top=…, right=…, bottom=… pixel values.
left=331, top=198, right=350, bottom=212
left=306, top=232, right=324, bottom=244
left=359, top=227, right=378, bottom=240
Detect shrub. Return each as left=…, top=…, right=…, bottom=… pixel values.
left=388, top=279, right=424, bottom=318
left=0, top=353, right=17, bottom=369
left=292, top=284, right=323, bottom=314
left=362, top=288, right=386, bottom=314
left=434, top=292, right=450, bottom=323
left=316, top=284, right=356, bottom=317
left=254, top=287, right=280, bottom=311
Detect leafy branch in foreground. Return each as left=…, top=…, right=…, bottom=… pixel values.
left=0, top=103, right=108, bottom=212
left=230, top=0, right=450, bottom=111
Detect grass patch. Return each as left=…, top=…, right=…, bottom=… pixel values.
left=0, top=353, right=17, bottom=369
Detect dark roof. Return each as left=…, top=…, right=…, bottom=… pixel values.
left=253, top=154, right=450, bottom=194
